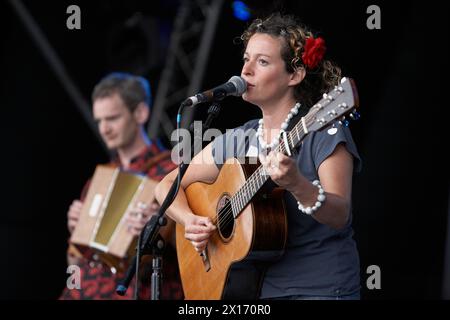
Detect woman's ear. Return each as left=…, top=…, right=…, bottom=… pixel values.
left=288, top=68, right=306, bottom=87
left=133, top=102, right=150, bottom=125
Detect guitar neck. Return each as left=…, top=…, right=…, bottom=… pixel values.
left=230, top=128, right=307, bottom=218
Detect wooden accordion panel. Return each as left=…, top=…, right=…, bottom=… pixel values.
left=70, top=165, right=157, bottom=268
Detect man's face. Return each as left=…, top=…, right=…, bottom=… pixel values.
left=93, top=93, right=139, bottom=150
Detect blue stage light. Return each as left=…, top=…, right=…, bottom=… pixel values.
left=232, top=1, right=251, bottom=21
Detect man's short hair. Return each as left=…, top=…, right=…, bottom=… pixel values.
left=92, top=72, right=152, bottom=112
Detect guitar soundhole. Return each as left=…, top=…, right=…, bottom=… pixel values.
left=217, top=194, right=234, bottom=241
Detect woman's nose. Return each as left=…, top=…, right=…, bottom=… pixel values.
left=242, top=61, right=253, bottom=76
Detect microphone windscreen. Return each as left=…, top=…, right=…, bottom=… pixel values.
left=228, top=76, right=247, bottom=96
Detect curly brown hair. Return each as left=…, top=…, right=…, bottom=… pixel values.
left=240, top=13, right=341, bottom=108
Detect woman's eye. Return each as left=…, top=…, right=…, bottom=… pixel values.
left=259, top=59, right=268, bottom=66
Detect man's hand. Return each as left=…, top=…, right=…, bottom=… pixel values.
left=125, top=201, right=159, bottom=237
left=67, top=199, right=83, bottom=234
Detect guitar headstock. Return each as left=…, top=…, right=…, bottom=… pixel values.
left=304, top=77, right=360, bottom=132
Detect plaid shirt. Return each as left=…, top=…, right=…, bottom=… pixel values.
left=60, top=142, right=183, bottom=300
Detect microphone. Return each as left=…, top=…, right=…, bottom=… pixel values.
left=115, top=256, right=137, bottom=296
left=182, top=76, right=247, bottom=107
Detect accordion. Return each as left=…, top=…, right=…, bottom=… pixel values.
left=70, top=165, right=158, bottom=271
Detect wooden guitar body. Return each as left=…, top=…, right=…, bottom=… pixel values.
left=176, top=158, right=287, bottom=299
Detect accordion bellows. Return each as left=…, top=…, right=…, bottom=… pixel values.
left=70, top=165, right=157, bottom=269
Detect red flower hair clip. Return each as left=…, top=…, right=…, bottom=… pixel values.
left=301, top=37, right=326, bottom=69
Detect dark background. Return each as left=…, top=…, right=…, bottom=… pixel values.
left=1, top=0, right=448, bottom=299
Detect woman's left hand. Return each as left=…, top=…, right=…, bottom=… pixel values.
left=260, top=151, right=301, bottom=192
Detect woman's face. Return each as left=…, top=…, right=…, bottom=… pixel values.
left=241, top=33, right=296, bottom=107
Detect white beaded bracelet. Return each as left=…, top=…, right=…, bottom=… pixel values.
left=297, top=180, right=326, bottom=215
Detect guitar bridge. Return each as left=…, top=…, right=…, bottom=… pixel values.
left=200, top=248, right=211, bottom=272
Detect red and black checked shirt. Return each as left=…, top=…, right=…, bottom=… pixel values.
left=60, top=142, right=183, bottom=300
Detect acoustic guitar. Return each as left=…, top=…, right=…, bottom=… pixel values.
left=176, top=77, right=359, bottom=299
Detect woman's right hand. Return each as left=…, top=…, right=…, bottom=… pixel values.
left=184, top=214, right=216, bottom=253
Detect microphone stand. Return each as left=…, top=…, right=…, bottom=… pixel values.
left=116, top=102, right=222, bottom=299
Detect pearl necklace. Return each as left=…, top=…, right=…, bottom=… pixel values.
left=256, top=102, right=301, bottom=150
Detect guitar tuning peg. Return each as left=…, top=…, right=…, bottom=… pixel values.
left=349, top=111, right=360, bottom=120
left=343, top=119, right=350, bottom=127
